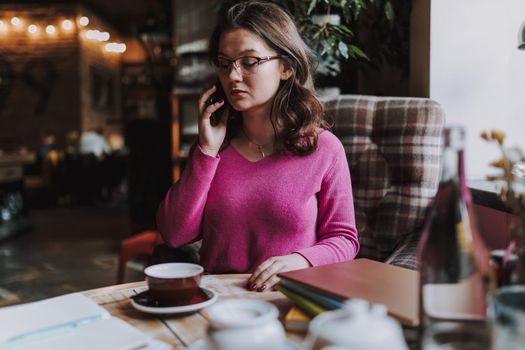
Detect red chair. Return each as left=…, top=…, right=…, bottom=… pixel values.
left=117, top=230, right=162, bottom=284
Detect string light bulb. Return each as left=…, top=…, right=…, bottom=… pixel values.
left=27, top=24, right=38, bottom=34
left=11, top=17, right=21, bottom=26
left=62, top=19, right=73, bottom=31
left=46, top=25, right=56, bottom=35
left=104, top=42, right=126, bottom=53
left=78, top=16, right=89, bottom=26
left=0, top=20, right=5, bottom=32
left=86, top=29, right=110, bottom=41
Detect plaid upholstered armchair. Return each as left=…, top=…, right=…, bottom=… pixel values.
left=323, top=95, right=445, bottom=270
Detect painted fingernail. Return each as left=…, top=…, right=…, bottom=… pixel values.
left=257, top=284, right=267, bottom=292
left=249, top=283, right=257, bottom=290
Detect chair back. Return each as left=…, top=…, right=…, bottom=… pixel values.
left=324, top=95, right=445, bottom=267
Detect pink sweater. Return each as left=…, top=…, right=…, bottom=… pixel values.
left=157, top=130, right=359, bottom=273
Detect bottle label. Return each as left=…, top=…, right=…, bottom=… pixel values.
left=422, top=274, right=486, bottom=321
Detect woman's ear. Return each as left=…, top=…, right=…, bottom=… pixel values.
left=280, top=60, right=293, bottom=81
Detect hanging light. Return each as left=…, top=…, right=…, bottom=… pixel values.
left=62, top=19, right=73, bottom=31
left=46, top=25, right=56, bottom=35
left=0, top=20, right=6, bottom=32
left=78, top=16, right=89, bottom=26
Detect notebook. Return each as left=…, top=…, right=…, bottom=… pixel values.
left=0, top=292, right=162, bottom=349
left=278, top=258, right=420, bottom=327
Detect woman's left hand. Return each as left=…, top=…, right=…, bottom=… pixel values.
left=248, top=253, right=311, bottom=292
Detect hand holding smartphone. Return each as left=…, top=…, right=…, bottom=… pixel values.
left=205, top=79, right=228, bottom=126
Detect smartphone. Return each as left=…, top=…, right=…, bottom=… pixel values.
left=206, top=79, right=228, bottom=126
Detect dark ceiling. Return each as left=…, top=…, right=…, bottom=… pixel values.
left=83, top=0, right=172, bottom=35
left=1, top=0, right=172, bottom=36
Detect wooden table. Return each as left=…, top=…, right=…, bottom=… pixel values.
left=82, top=274, right=303, bottom=349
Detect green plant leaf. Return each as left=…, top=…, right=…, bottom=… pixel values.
left=307, top=0, right=317, bottom=15
left=384, top=1, right=395, bottom=22
left=335, top=24, right=354, bottom=36
left=349, top=44, right=369, bottom=60
left=338, top=41, right=349, bottom=59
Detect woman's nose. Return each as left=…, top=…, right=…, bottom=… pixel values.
left=228, top=62, right=243, bottom=80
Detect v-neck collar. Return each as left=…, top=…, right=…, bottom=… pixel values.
left=228, top=143, right=276, bottom=164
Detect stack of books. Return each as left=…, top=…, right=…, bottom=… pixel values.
left=277, top=258, right=420, bottom=329
left=276, top=279, right=345, bottom=333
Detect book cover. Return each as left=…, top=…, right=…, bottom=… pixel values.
left=283, top=306, right=311, bottom=333
left=278, top=258, right=420, bottom=327
left=279, top=279, right=344, bottom=310
left=274, top=284, right=327, bottom=317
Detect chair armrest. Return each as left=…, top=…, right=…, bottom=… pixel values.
left=384, top=230, right=421, bottom=270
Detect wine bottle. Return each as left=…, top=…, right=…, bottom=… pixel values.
left=417, top=126, right=493, bottom=348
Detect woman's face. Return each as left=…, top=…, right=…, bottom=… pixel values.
left=217, top=28, right=290, bottom=114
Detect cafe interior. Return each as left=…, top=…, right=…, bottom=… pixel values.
left=1, top=0, right=525, bottom=349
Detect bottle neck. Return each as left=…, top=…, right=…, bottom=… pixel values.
left=441, top=146, right=471, bottom=203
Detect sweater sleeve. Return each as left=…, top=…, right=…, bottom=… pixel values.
left=156, top=145, right=220, bottom=247
left=295, top=144, right=359, bottom=266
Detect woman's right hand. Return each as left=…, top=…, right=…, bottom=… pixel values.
left=198, top=85, right=229, bottom=157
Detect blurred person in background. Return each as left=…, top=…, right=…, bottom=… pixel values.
left=79, top=127, right=110, bottom=159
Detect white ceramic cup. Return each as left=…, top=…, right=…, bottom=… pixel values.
left=205, top=299, right=287, bottom=350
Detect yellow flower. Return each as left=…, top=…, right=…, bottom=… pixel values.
left=489, top=158, right=506, bottom=169
left=491, top=130, right=506, bottom=145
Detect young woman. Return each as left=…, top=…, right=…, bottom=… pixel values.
left=157, top=0, right=358, bottom=291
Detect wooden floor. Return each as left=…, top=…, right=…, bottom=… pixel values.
left=0, top=196, right=146, bottom=307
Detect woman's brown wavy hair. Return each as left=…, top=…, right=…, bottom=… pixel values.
left=208, top=0, right=327, bottom=156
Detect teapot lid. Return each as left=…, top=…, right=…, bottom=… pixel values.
left=206, top=299, right=279, bottom=329
left=308, top=299, right=408, bottom=350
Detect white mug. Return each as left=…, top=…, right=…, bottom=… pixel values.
left=205, top=299, right=286, bottom=350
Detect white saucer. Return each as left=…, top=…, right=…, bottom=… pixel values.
left=130, top=288, right=218, bottom=315
left=186, top=339, right=299, bottom=350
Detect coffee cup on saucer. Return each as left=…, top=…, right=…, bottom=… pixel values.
left=144, top=263, right=204, bottom=306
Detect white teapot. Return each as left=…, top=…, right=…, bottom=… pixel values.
left=205, top=299, right=287, bottom=350
left=304, top=299, right=408, bottom=350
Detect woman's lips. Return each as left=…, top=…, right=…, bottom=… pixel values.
left=230, top=90, right=247, bottom=97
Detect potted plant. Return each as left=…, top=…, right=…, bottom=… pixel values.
left=216, top=1, right=410, bottom=94
left=282, top=0, right=409, bottom=94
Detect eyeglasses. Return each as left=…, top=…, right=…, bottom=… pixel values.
left=213, top=55, right=282, bottom=76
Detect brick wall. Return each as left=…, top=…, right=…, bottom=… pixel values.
left=0, top=4, right=123, bottom=152
left=78, top=6, right=122, bottom=134
left=0, top=5, right=80, bottom=151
